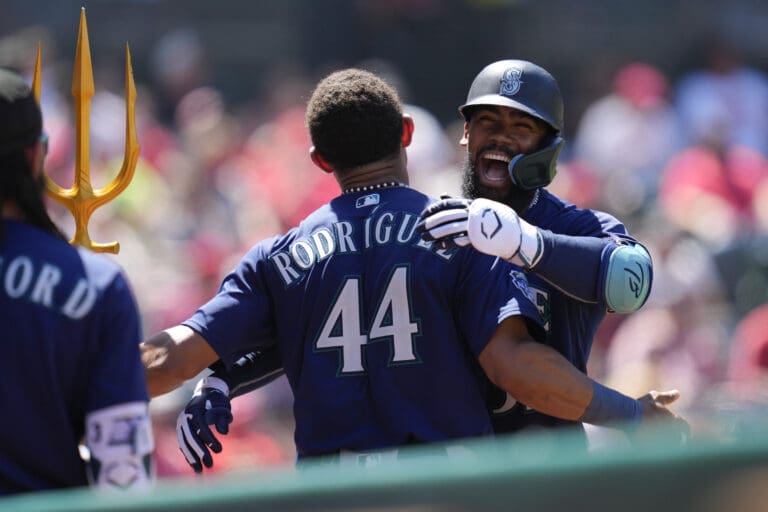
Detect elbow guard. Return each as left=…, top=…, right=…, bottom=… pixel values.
left=601, top=243, right=652, bottom=313
left=85, top=402, right=155, bottom=491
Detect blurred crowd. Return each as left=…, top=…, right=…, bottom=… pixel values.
left=3, top=23, right=768, bottom=479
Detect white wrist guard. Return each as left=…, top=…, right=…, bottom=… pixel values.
left=509, top=217, right=544, bottom=269
left=466, top=198, right=543, bottom=268
left=85, top=402, right=154, bottom=492
left=194, top=375, right=230, bottom=397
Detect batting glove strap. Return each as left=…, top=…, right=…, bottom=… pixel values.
left=194, top=375, right=230, bottom=397
left=509, top=219, right=544, bottom=269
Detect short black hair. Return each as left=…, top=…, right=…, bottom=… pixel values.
left=306, top=69, right=403, bottom=172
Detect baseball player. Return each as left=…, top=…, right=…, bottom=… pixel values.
left=0, top=68, right=153, bottom=494
left=418, top=59, right=655, bottom=440
left=146, top=69, right=681, bottom=472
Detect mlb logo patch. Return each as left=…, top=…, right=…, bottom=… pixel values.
left=356, top=193, right=380, bottom=208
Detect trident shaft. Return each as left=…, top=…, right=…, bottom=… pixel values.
left=33, top=8, right=139, bottom=254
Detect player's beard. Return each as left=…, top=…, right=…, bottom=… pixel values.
left=461, top=153, right=516, bottom=203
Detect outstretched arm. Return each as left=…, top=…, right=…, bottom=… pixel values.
left=479, top=317, right=684, bottom=428
left=141, top=325, right=220, bottom=398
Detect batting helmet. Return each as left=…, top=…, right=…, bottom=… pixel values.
left=460, top=60, right=565, bottom=189
left=459, top=59, right=563, bottom=133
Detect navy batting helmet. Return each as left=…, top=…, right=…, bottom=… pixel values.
left=459, top=59, right=563, bottom=133
left=460, top=60, right=565, bottom=189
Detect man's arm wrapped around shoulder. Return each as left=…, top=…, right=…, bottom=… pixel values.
left=176, top=346, right=284, bottom=473
left=417, top=196, right=653, bottom=312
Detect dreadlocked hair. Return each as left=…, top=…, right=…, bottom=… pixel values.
left=0, top=149, right=66, bottom=243
left=306, top=68, right=403, bottom=172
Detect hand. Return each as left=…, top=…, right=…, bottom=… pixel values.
left=419, top=196, right=541, bottom=267
left=416, top=196, right=472, bottom=250
left=176, top=377, right=233, bottom=473
left=635, top=389, right=690, bottom=442
left=464, top=198, right=523, bottom=261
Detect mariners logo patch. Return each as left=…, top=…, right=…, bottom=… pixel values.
left=500, top=67, right=523, bottom=96
left=356, top=194, right=380, bottom=208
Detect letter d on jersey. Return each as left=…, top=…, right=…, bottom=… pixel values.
left=61, top=279, right=97, bottom=319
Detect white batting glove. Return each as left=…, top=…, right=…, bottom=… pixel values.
left=466, top=198, right=544, bottom=268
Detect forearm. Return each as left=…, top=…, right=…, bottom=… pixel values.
left=479, top=319, right=641, bottom=425
left=481, top=338, right=593, bottom=420
left=141, top=325, right=218, bottom=398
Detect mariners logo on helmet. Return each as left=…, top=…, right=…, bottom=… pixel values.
left=500, top=68, right=523, bottom=96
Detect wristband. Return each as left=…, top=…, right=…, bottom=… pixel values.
left=194, top=375, right=230, bottom=397
left=508, top=219, right=543, bottom=269
left=580, top=381, right=642, bottom=426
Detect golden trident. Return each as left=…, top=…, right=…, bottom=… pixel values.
left=32, top=8, right=139, bottom=254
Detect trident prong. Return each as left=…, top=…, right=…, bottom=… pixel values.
left=33, top=8, right=139, bottom=254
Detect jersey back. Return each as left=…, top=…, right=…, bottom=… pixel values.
left=185, top=187, right=542, bottom=457
left=0, top=220, right=146, bottom=493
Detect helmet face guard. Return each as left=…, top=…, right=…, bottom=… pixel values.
left=508, top=136, right=564, bottom=190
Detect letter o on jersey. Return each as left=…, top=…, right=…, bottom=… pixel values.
left=291, top=241, right=316, bottom=270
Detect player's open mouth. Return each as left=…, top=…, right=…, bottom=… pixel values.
left=478, top=151, right=512, bottom=184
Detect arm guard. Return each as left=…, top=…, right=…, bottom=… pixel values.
left=599, top=242, right=652, bottom=313
left=85, top=402, right=154, bottom=491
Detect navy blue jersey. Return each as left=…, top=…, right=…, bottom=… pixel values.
left=184, top=187, right=542, bottom=458
left=490, top=188, right=636, bottom=436
left=0, top=220, right=146, bottom=494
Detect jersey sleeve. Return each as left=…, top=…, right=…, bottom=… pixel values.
left=454, top=252, right=544, bottom=358
left=86, top=272, right=147, bottom=414
left=183, top=245, right=276, bottom=367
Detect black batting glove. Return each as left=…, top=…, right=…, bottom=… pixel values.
left=176, top=376, right=233, bottom=474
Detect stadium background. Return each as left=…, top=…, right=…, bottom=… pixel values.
left=2, top=0, right=768, bottom=506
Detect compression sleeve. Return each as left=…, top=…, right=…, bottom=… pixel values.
left=531, top=230, right=608, bottom=303
left=207, top=347, right=285, bottom=399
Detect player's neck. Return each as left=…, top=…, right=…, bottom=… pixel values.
left=335, top=152, right=409, bottom=193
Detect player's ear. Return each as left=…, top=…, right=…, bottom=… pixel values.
left=310, top=147, right=334, bottom=174
left=459, top=122, right=469, bottom=146
left=401, top=114, right=414, bottom=148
